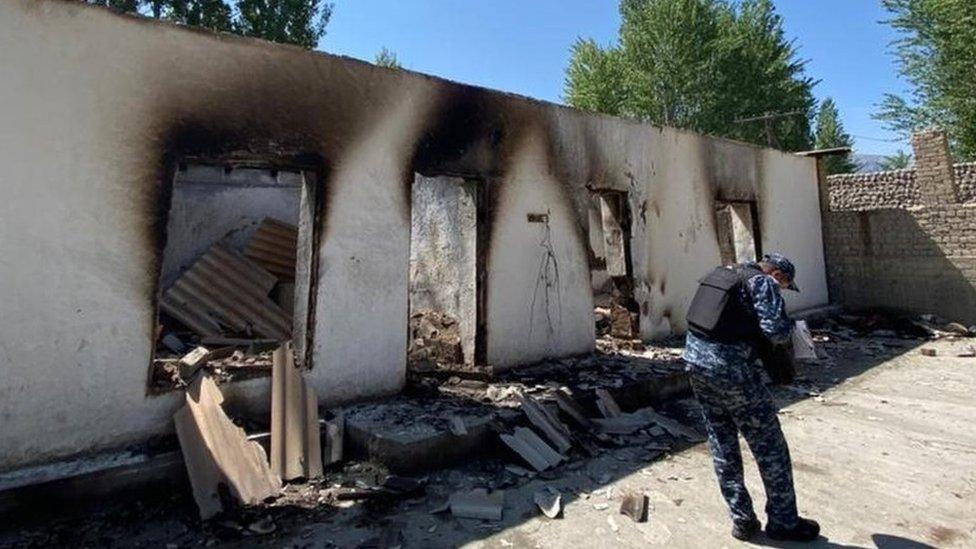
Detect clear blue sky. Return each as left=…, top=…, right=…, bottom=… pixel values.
left=323, top=0, right=909, bottom=156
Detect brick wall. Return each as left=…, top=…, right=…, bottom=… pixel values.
left=826, top=162, right=976, bottom=211
left=822, top=130, right=976, bottom=324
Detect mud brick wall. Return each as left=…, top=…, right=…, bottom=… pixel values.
left=823, top=130, right=976, bottom=324
left=827, top=163, right=976, bottom=211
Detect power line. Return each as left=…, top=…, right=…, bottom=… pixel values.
left=851, top=134, right=906, bottom=143
left=732, top=110, right=806, bottom=148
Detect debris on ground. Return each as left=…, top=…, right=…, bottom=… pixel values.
left=173, top=374, right=282, bottom=519
left=500, top=428, right=564, bottom=472
left=8, top=309, right=960, bottom=547
left=449, top=416, right=468, bottom=436
left=921, top=347, right=938, bottom=357
left=517, top=393, right=572, bottom=453
left=448, top=488, right=504, bottom=521
left=533, top=487, right=562, bottom=519
left=620, top=492, right=649, bottom=523
left=322, top=411, right=345, bottom=466
left=408, top=310, right=464, bottom=367
left=595, top=388, right=623, bottom=418
left=246, top=516, right=277, bottom=535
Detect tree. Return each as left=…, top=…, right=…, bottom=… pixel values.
left=235, top=0, right=333, bottom=49
left=814, top=98, right=856, bottom=174
left=84, top=0, right=141, bottom=11
left=82, top=0, right=332, bottom=48
left=875, top=0, right=976, bottom=159
left=164, top=0, right=234, bottom=32
left=374, top=47, right=402, bottom=69
left=880, top=150, right=912, bottom=170
left=564, top=0, right=816, bottom=151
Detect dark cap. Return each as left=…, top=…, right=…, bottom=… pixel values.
left=762, top=253, right=799, bottom=291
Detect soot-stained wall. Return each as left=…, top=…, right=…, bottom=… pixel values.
left=0, top=0, right=828, bottom=471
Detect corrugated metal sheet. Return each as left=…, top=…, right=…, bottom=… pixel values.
left=161, top=243, right=292, bottom=340
left=270, top=341, right=323, bottom=481
left=244, top=218, right=298, bottom=281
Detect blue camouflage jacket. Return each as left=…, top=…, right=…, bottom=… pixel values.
left=682, top=262, right=793, bottom=379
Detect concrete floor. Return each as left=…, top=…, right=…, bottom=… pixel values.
left=286, top=338, right=976, bottom=549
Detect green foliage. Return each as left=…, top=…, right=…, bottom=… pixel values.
left=374, top=47, right=402, bottom=69
left=814, top=98, right=856, bottom=174
left=564, top=0, right=816, bottom=151
left=82, top=0, right=332, bottom=48
left=876, top=0, right=976, bottom=159
left=235, top=0, right=333, bottom=49
left=84, top=0, right=142, bottom=11
left=880, top=150, right=912, bottom=170
left=165, top=0, right=233, bottom=31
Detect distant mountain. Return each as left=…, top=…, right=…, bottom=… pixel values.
left=852, top=154, right=888, bottom=173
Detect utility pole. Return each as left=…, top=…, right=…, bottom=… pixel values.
left=733, top=110, right=805, bottom=149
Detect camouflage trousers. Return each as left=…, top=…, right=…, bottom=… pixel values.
left=689, top=366, right=799, bottom=529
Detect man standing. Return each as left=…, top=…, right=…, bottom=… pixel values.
left=682, top=253, right=820, bottom=542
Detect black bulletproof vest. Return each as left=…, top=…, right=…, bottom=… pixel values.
left=686, top=265, right=765, bottom=344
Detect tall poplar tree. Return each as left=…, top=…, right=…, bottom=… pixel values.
left=565, top=0, right=816, bottom=151
left=875, top=0, right=976, bottom=159
left=814, top=98, right=856, bottom=174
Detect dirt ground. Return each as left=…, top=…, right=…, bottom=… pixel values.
left=1, top=321, right=974, bottom=548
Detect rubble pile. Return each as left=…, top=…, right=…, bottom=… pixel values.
left=151, top=218, right=299, bottom=390
left=408, top=310, right=464, bottom=368
left=10, top=309, right=972, bottom=547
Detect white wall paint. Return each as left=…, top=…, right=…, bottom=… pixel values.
left=486, top=133, right=595, bottom=368
left=759, top=151, right=829, bottom=312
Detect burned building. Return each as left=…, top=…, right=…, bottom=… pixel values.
left=0, top=0, right=829, bottom=474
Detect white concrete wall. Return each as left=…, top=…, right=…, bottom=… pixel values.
left=759, top=150, right=829, bottom=312
left=409, top=175, right=477, bottom=364
left=0, top=1, right=829, bottom=471
left=486, top=132, right=595, bottom=368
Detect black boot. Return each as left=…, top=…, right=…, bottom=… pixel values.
left=731, top=518, right=761, bottom=541
left=766, top=517, right=821, bottom=542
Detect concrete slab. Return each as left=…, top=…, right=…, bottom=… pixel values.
left=345, top=402, right=497, bottom=473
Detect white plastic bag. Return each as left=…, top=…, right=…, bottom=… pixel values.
left=792, top=320, right=817, bottom=360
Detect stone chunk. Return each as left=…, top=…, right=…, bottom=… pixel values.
left=534, top=487, right=562, bottom=519
left=449, top=488, right=504, bottom=521
left=620, top=492, right=648, bottom=523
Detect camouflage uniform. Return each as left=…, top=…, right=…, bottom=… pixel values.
left=682, top=262, right=798, bottom=529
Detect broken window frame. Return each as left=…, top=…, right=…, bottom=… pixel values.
left=146, top=153, right=326, bottom=394
left=714, top=199, right=762, bottom=265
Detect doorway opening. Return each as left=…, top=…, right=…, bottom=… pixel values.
left=407, top=174, right=484, bottom=376
left=589, top=190, right=642, bottom=350
left=714, top=200, right=761, bottom=265
left=149, top=157, right=322, bottom=391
